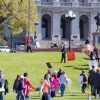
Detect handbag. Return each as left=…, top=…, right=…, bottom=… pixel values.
left=0, top=86, right=5, bottom=92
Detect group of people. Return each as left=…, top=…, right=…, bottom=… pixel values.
left=78, top=65, right=100, bottom=99
left=39, top=68, right=68, bottom=100
left=88, top=65, right=100, bottom=98
left=13, top=72, right=35, bottom=100
left=78, top=38, right=100, bottom=98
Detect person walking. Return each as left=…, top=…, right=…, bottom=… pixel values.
left=59, top=71, right=67, bottom=96
left=0, top=70, right=6, bottom=100
left=40, top=74, right=51, bottom=100
left=57, top=68, right=63, bottom=79
left=50, top=74, right=59, bottom=98
left=13, top=75, right=20, bottom=93
left=93, top=69, right=100, bottom=98
left=80, top=70, right=88, bottom=94
left=23, top=72, right=35, bottom=100
left=26, top=39, right=32, bottom=52
left=61, top=46, right=66, bottom=63
left=17, top=75, right=25, bottom=100
left=88, top=65, right=96, bottom=94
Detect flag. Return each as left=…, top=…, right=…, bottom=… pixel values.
left=67, top=50, right=75, bottom=61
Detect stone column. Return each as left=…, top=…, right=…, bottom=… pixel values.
left=71, top=11, right=80, bottom=41
left=52, top=12, right=61, bottom=36
left=90, top=10, right=97, bottom=33
left=37, top=8, right=42, bottom=40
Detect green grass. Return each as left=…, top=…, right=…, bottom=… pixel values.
left=0, top=52, right=97, bottom=100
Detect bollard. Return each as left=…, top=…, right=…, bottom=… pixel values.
left=87, top=93, right=91, bottom=100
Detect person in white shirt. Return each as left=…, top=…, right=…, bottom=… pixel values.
left=0, top=70, right=5, bottom=100
left=59, top=71, right=67, bottom=96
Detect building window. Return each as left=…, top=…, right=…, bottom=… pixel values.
left=78, top=0, right=87, bottom=3
left=98, top=37, right=100, bottom=43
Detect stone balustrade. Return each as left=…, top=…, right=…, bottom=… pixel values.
left=35, top=1, right=100, bottom=8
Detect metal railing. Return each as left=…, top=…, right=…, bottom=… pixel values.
left=60, top=2, right=72, bottom=6
left=91, top=3, right=100, bottom=7
left=41, top=1, right=53, bottom=6
left=36, top=1, right=100, bottom=7
left=79, top=3, right=91, bottom=7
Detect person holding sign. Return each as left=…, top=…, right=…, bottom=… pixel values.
left=80, top=70, right=88, bottom=94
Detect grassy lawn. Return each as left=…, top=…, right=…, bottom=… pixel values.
left=0, top=52, right=97, bottom=100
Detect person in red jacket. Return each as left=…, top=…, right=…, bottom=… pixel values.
left=23, top=72, right=35, bottom=100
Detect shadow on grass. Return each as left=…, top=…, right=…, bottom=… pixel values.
left=83, top=57, right=89, bottom=60
left=73, top=67, right=89, bottom=70
left=64, top=65, right=75, bottom=68
left=30, top=95, right=41, bottom=99
left=63, top=97, right=86, bottom=99
left=30, top=97, right=41, bottom=99
left=50, top=62, right=61, bottom=63
left=78, top=64, right=89, bottom=66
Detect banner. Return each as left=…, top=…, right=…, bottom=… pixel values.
left=67, top=50, right=75, bottom=61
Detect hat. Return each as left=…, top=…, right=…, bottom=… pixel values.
left=20, top=75, right=24, bottom=79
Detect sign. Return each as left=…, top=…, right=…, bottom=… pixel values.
left=78, top=76, right=83, bottom=86
left=88, top=60, right=98, bottom=70
left=67, top=50, right=75, bottom=61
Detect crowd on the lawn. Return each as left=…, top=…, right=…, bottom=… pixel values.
left=0, top=39, right=100, bottom=100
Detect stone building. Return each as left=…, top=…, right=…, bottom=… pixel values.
left=34, top=0, right=100, bottom=48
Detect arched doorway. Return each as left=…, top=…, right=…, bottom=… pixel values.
left=42, top=14, right=51, bottom=40
left=61, top=15, right=70, bottom=39
left=79, top=15, right=89, bottom=39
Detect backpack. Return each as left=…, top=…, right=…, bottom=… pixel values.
left=4, top=79, right=9, bottom=95
left=13, top=80, right=20, bottom=92
left=0, top=79, right=2, bottom=88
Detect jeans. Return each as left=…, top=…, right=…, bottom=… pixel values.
left=61, top=55, right=66, bottom=63
left=60, top=84, right=65, bottom=96
left=25, top=95, right=30, bottom=100
left=17, top=90, right=25, bottom=100
left=82, top=84, right=87, bottom=93
left=94, top=85, right=100, bottom=98
left=42, top=93, right=50, bottom=100
left=0, top=92, right=3, bottom=100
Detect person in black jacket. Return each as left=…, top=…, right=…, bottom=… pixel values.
left=89, top=52, right=96, bottom=60
left=80, top=70, right=88, bottom=93
left=94, top=69, right=100, bottom=98
left=61, top=46, right=66, bottom=63
left=88, top=65, right=96, bottom=94
left=94, top=47, right=99, bottom=63
left=57, top=68, right=62, bottom=78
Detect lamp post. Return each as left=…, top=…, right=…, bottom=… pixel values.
left=34, top=22, right=39, bottom=39
left=8, top=25, right=13, bottom=50
left=65, top=11, right=76, bottom=51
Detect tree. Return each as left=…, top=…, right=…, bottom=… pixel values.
left=0, top=0, right=39, bottom=35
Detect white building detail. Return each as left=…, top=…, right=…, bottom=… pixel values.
left=35, top=0, right=100, bottom=48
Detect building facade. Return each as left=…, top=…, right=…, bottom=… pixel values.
left=35, top=0, right=100, bottom=47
